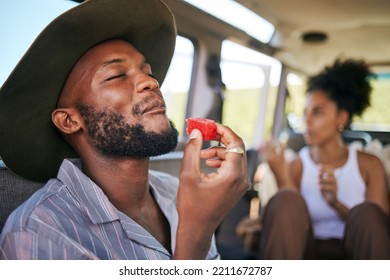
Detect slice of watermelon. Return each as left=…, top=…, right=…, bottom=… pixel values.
left=186, top=118, right=217, bottom=141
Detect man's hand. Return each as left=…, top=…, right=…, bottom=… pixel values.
left=174, top=124, right=249, bottom=259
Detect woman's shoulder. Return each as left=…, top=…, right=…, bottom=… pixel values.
left=356, top=149, right=386, bottom=179
left=357, top=149, right=384, bottom=167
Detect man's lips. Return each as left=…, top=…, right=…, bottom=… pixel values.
left=142, top=99, right=166, bottom=115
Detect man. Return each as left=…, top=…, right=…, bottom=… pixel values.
left=0, top=0, right=249, bottom=259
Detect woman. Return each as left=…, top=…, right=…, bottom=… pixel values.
left=238, top=59, right=390, bottom=259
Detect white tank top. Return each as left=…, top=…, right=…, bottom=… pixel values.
left=299, top=146, right=366, bottom=239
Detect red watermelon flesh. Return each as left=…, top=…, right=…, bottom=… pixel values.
left=186, top=118, right=217, bottom=141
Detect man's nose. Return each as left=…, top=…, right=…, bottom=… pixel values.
left=136, top=74, right=160, bottom=93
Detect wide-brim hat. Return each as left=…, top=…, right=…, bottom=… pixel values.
left=0, top=0, right=176, bottom=182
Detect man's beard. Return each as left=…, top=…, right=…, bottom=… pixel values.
left=76, top=104, right=178, bottom=158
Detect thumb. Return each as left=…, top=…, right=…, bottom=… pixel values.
left=180, top=129, right=203, bottom=177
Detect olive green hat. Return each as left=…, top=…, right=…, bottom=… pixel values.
left=0, top=0, right=176, bottom=182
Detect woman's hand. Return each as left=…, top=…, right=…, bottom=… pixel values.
left=318, top=164, right=338, bottom=205
left=174, top=123, right=250, bottom=259
left=258, top=140, right=292, bottom=189
left=318, top=164, right=349, bottom=219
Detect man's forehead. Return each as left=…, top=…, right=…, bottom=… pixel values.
left=60, top=39, right=148, bottom=99
left=64, top=39, right=149, bottom=83
left=81, top=39, right=141, bottom=62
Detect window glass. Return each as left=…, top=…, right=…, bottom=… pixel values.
left=352, top=73, right=390, bottom=131
left=160, top=36, right=195, bottom=137
left=285, top=72, right=306, bottom=132
left=221, top=40, right=281, bottom=147
left=0, top=0, right=78, bottom=86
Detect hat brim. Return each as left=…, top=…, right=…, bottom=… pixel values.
left=0, top=0, right=176, bottom=182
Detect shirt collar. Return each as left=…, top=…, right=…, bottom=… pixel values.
left=57, top=158, right=120, bottom=224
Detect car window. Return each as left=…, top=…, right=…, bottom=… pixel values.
left=160, top=36, right=195, bottom=137
left=0, top=0, right=78, bottom=86
left=352, top=70, right=390, bottom=131
left=221, top=40, right=281, bottom=147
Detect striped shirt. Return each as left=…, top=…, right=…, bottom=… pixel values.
left=0, top=159, right=219, bottom=260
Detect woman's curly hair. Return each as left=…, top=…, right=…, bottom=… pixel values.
left=306, top=59, right=375, bottom=122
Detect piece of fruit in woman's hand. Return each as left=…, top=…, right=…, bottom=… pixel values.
left=186, top=118, right=217, bottom=141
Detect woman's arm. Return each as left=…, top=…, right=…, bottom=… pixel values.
left=288, top=157, right=303, bottom=192
left=358, top=152, right=389, bottom=215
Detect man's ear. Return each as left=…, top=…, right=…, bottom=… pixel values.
left=52, top=108, right=82, bottom=135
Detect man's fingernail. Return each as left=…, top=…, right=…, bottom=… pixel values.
left=189, top=129, right=199, bottom=140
